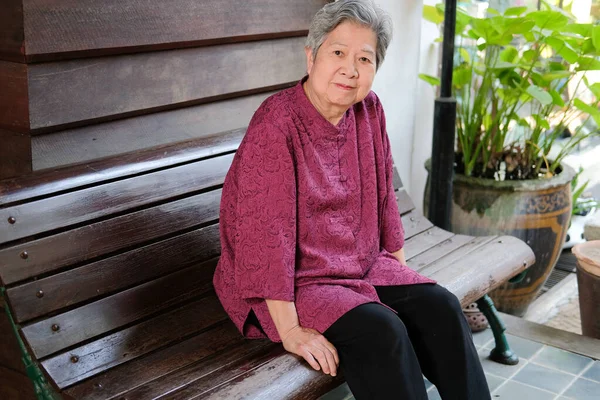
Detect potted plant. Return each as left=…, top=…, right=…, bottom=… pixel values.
left=420, top=3, right=600, bottom=315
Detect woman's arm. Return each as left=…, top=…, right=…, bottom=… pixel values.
left=391, top=248, right=407, bottom=265
left=266, top=299, right=339, bottom=376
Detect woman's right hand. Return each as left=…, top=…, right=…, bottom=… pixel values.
left=281, top=325, right=339, bottom=376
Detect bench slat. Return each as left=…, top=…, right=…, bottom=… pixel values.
left=0, top=190, right=221, bottom=288
left=0, top=153, right=233, bottom=244
left=403, top=227, right=454, bottom=260
left=7, top=228, right=220, bottom=324
left=200, top=351, right=339, bottom=400
left=41, top=295, right=228, bottom=389
left=401, top=210, right=434, bottom=240
left=63, top=322, right=247, bottom=400
left=434, top=236, right=535, bottom=306
left=21, top=262, right=215, bottom=359
left=416, top=236, right=499, bottom=277
left=118, top=341, right=272, bottom=400
left=408, top=234, right=484, bottom=272
left=395, top=189, right=415, bottom=216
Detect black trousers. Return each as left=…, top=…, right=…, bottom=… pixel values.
left=323, top=284, right=491, bottom=400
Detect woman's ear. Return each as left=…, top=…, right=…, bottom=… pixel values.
left=304, top=46, right=314, bottom=75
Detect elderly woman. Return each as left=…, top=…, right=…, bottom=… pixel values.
left=213, top=1, right=490, bottom=399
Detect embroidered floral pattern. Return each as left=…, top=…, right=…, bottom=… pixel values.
left=213, top=78, right=435, bottom=342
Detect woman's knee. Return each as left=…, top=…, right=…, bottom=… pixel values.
left=328, top=303, right=410, bottom=348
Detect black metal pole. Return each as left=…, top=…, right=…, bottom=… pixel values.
left=428, top=0, right=457, bottom=231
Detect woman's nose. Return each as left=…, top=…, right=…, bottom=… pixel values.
left=340, top=59, right=358, bottom=78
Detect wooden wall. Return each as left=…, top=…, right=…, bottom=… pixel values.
left=0, top=0, right=328, bottom=395
left=0, top=0, right=328, bottom=178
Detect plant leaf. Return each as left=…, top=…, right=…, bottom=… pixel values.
left=526, top=85, right=553, bottom=105
left=586, top=82, right=600, bottom=99
left=418, top=73, right=440, bottom=86
left=500, top=46, right=518, bottom=63
left=527, top=11, right=569, bottom=31
left=505, top=6, right=528, bottom=17
left=574, top=98, right=600, bottom=126
left=459, top=48, right=471, bottom=63
left=577, top=57, right=600, bottom=71
left=564, top=23, right=592, bottom=37
left=422, top=5, right=443, bottom=24
left=593, top=25, right=600, bottom=51
left=533, top=114, right=550, bottom=130
left=542, top=70, right=572, bottom=80
left=548, top=90, right=565, bottom=106
left=489, top=60, right=517, bottom=69
left=545, top=37, right=579, bottom=64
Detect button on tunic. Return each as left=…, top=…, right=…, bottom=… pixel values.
left=213, top=78, right=435, bottom=342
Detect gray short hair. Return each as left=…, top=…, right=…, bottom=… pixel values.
left=306, top=0, right=393, bottom=70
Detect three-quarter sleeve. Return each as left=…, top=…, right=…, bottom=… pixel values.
left=378, top=103, right=406, bottom=253
left=234, top=122, right=297, bottom=302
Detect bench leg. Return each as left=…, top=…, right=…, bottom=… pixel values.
left=475, top=294, right=519, bottom=366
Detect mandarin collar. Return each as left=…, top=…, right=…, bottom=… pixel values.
left=293, top=76, right=351, bottom=134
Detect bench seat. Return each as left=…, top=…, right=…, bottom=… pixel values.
left=0, top=132, right=534, bottom=399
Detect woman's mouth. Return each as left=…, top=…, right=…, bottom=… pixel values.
left=335, top=83, right=355, bottom=90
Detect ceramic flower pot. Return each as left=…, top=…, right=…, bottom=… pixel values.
left=424, top=160, right=575, bottom=316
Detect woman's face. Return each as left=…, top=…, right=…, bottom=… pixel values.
left=305, top=21, right=377, bottom=111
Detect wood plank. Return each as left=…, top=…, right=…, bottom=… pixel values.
left=0, top=0, right=25, bottom=63
left=1, top=128, right=244, bottom=207
left=199, top=352, right=340, bottom=400
left=1, top=190, right=221, bottom=301
left=401, top=210, right=433, bottom=240
left=392, top=166, right=403, bottom=190
left=0, top=308, right=26, bottom=373
left=30, top=91, right=261, bottom=170
left=403, top=227, right=454, bottom=260
left=501, top=312, right=600, bottom=361
left=0, top=128, right=31, bottom=180
left=167, top=347, right=286, bottom=400
left=431, top=236, right=535, bottom=306
left=64, top=322, right=246, bottom=400
left=42, top=295, right=228, bottom=389
left=0, top=364, right=36, bottom=400
left=7, top=226, right=221, bottom=324
left=0, top=61, right=28, bottom=133
left=22, top=0, right=327, bottom=62
left=27, top=37, right=305, bottom=133
left=396, top=188, right=415, bottom=216
left=21, top=262, right=216, bottom=359
left=0, top=153, right=233, bottom=248
left=121, top=341, right=274, bottom=400
left=416, top=236, right=498, bottom=277
left=408, top=234, right=483, bottom=272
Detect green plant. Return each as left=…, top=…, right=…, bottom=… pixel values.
left=420, top=2, right=600, bottom=179
left=571, top=167, right=599, bottom=215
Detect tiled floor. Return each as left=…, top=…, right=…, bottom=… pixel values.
left=319, top=328, right=600, bottom=400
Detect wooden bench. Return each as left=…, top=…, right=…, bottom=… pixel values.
left=0, top=131, right=535, bottom=400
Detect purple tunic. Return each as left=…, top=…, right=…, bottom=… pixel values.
left=213, top=78, right=435, bottom=342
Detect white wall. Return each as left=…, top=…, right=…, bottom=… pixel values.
left=371, top=0, right=425, bottom=197
left=371, top=0, right=440, bottom=211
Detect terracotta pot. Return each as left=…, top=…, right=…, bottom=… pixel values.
left=425, top=160, right=575, bottom=316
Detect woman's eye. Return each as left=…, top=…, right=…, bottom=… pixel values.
left=360, top=57, right=371, bottom=63
left=334, top=50, right=342, bottom=56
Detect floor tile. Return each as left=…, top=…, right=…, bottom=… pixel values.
left=492, top=380, right=555, bottom=399
left=318, top=382, right=353, bottom=400
left=530, top=346, right=594, bottom=375
left=478, top=349, right=526, bottom=378
left=484, top=373, right=505, bottom=392
left=484, top=334, right=544, bottom=360
left=472, top=328, right=494, bottom=347
left=582, top=360, right=600, bottom=383
left=562, top=377, right=600, bottom=400
left=512, top=363, right=574, bottom=394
